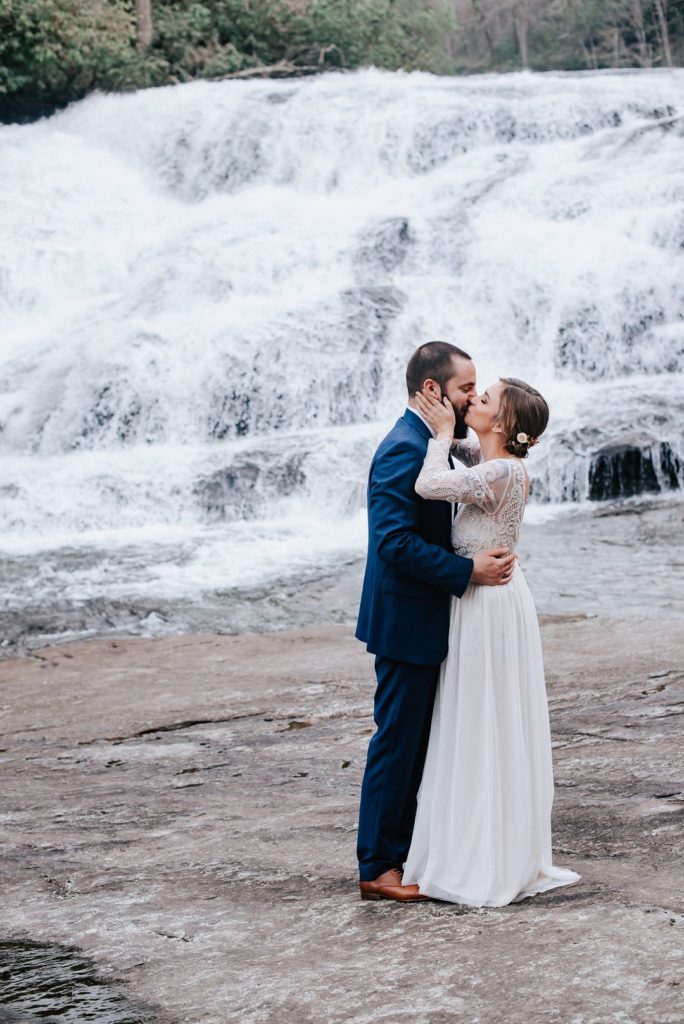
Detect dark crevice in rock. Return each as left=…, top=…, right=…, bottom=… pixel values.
left=588, top=441, right=682, bottom=501
left=175, top=762, right=233, bottom=775
left=83, top=710, right=268, bottom=744
left=572, top=731, right=635, bottom=743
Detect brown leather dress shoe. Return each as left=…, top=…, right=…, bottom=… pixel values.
left=359, top=868, right=430, bottom=902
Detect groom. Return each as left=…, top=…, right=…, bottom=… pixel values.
left=355, top=341, right=516, bottom=901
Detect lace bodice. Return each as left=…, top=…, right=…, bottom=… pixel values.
left=415, top=436, right=528, bottom=558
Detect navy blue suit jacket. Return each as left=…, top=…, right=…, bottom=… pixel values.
left=355, top=410, right=473, bottom=666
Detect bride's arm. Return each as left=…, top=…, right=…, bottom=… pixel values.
left=416, top=438, right=510, bottom=512
left=415, top=437, right=476, bottom=503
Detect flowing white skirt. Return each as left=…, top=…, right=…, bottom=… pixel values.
left=403, top=564, right=580, bottom=907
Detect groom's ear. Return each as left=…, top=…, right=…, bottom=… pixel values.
left=423, top=378, right=442, bottom=398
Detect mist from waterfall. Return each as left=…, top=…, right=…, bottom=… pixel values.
left=1, top=68, right=683, bottom=623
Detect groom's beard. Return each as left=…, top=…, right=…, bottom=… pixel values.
left=453, top=408, right=469, bottom=440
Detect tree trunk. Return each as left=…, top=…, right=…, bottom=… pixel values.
left=470, top=0, right=496, bottom=61
left=213, top=61, right=322, bottom=81
left=136, top=0, right=154, bottom=53
left=653, top=0, right=673, bottom=65
left=630, top=0, right=651, bottom=67
left=581, top=41, right=598, bottom=70
left=513, top=1, right=530, bottom=68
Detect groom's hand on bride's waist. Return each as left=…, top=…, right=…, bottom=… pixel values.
left=470, top=548, right=516, bottom=586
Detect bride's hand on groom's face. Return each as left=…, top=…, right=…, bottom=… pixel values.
left=414, top=390, right=455, bottom=439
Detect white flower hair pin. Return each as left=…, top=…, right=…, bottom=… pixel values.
left=516, top=432, right=539, bottom=448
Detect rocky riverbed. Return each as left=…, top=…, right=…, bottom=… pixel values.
left=2, top=497, right=683, bottom=657
left=1, top=616, right=682, bottom=1023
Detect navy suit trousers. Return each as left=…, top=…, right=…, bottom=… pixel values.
left=356, top=655, right=440, bottom=881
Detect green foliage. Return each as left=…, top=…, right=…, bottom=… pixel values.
left=1, top=0, right=683, bottom=123
left=192, top=0, right=455, bottom=74
left=297, top=0, right=455, bottom=73
left=0, top=0, right=457, bottom=121
left=0, top=0, right=142, bottom=121
left=152, top=2, right=220, bottom=76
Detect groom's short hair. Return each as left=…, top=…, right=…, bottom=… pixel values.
left=406, top=341, right=472, bottom=396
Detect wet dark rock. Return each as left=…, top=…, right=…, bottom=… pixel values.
left=589, top=443, right=658, bottom=500
left=341, top=284, right=405, bottom=323
left=589, top=441, right=682, bottom=500
left=555, top=299, right=667, bottom=380
left=205, top=287, right=404, bottom=440
left=0, top=940, right=155, bottom=1023
left=266, top=90, right=296, bottom=105
left=77, top=381, right=154, bottom=448
left=0, top=1007, right=34, bottom=1024
left=659, top=442, right=684, bottom=489
left=336, top=285, right=405, bottom=403
left=207, top=376, right=259, bottom=442
left=193, top=451, right=306, bottom=522
left=354, top=217, right=414, bottom=280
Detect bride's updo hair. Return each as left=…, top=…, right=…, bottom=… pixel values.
left=497, top=378, right=549, bottom=459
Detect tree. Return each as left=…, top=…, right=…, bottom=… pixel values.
left=512, top=0, right=532, bottom=66
left=136, top=0, right=154, bottom=52
left=0, top=0, right=139, bottom=122
left=653, top=0, right=673, bottom=64
left=2, top=0, right=684, bottom=123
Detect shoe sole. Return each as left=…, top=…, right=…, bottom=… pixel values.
left=360, top=891, right=429, bottom=903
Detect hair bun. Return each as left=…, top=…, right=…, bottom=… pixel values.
left=498, top=378, right=549, bottom=460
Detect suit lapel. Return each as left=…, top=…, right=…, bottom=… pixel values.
left=400, top=409, right=455, bottom=535
left=402, top=408, right=432, bottom=443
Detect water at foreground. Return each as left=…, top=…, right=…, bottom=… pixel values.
left=1, top=69, right=683, bottom=631
left=0, top=940, right=154, bottom=1024
left=1, top=497, right=682, bottom=656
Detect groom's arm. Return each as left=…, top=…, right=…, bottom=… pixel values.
left=370, top=441, right=473, bottom=598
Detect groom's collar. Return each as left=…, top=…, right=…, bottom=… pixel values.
left=403, top=406, right=436, bottom=440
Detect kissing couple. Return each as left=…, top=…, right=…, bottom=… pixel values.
left=355, top=341, right=580, bottom=906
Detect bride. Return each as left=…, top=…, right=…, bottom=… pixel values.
left=402, top=377, right=580, bottom=907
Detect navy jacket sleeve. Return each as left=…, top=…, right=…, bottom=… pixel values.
left=370, top=440, right=473, bottom=598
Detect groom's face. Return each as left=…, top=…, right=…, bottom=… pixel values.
left=437, top=357, right=477, bottom=438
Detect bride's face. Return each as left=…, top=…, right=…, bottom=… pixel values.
left=465, top=381, right=504, bottom=435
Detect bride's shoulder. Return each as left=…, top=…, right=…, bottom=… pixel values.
left=490, top=456, right=526, bottom=472
left=482, top=457, right=520, bottom=474
left=481, top=457, right=528, bottom=489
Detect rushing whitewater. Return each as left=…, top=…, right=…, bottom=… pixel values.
left=0, top=69, right=683, bottom=628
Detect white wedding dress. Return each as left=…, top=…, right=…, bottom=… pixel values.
left=402, top=435, right=580, bottom=906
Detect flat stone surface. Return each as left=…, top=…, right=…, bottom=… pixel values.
left=1, top=617, right=683, bottom=1023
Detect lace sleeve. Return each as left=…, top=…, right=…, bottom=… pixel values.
left=416, top=439, right=520, bottom=514
left=451, top=431, right=482, bottom=468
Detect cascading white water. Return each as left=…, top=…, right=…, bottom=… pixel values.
left=1, top=68, right=683, bottom=623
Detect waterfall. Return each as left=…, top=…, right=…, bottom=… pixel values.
left=1, top=68, right=683, bottom=612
